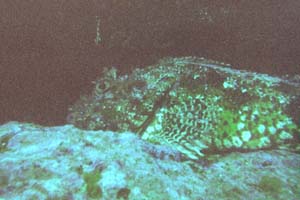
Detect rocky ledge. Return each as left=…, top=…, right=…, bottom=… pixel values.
left=0, top=121, right=300, bottom=199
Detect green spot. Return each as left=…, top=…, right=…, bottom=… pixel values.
left=258, top=175, right=283, bottom=196
left=117, top=188, right=131, bottom=200
left=232, top=136, right=243, bottom=147
left=0, top=133, right=16, bottom=153
left=279, top=130, right=292, bottom=140
left=237, top=122, right=245, bottom=130
left=223, top=139, right=233, bottom=148
left=257, top=124, right=266, bottom=134
left=0, top=170, right=9, bottom=187
left=245, top=139, right=261, bottom=149
left=83, top=170, right=102, bottom=199
left=258, top=137, right=271, bottom=148
left=241, top=131, right=251, bottom=142
left=276, top=121, right=285, bottom=129
left=267, top=126, right=276, bottom=135
left=240, top=115, right=247, bottom=121
left=214, top=138, right=223, bottom=149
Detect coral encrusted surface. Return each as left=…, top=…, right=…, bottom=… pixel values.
left=0, top=122, right=300, bottom=199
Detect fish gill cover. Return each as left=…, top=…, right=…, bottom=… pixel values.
left=67, top=57, right=300, bottom=160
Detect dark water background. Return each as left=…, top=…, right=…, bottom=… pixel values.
left=1, top=1, right=299, bottom=125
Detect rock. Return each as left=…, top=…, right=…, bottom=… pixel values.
left=0, top=121, right=299, bottom=199
left=68, top=57, right=300, bottom=159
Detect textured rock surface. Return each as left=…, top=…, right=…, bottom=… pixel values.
left=0, top=122, right=300, bottom=199
left=68, top=57, right=300, bottom=159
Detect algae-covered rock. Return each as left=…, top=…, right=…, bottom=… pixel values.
left=68, top=57, right=300, bottom=159
left=0, top=122, right=299, bottom=199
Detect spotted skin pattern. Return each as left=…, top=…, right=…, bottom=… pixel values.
left=68, top=57, right=300, bottom=159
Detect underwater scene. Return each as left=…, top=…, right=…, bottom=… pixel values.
left=1, top=1, right=300, bottom=200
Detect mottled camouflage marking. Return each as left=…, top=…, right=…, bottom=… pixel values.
left=68, top=57, right=299, bottom=159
